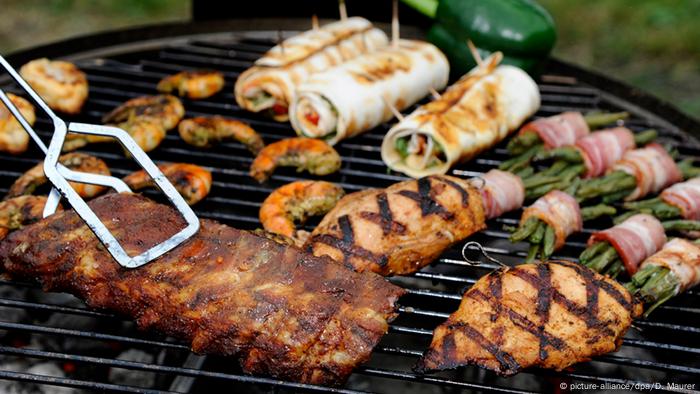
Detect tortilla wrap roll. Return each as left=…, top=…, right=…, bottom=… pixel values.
left=234, top=17, right=388, bottom=122
left=289, top=40, right=449, bottom=145
left=381, top=54, right=540, bottom=178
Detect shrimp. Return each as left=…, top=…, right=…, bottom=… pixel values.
left=157, top=70, right=225, bottom=99
left=178, top=116, right=264, bottom=154
left=63, top=95, right=183, bottom=152
left=6, top=153, right=110, bottom=199
left=122, top=163, right=212, bottom=205
left=102, top=94, right=185, bottom=131
left=19, top=58, right=88, bottom=114
left=0, top=195, right=62, bottom=241
left=0, top=93, right=36, bottom=155
left=250, top=137, right=341, bottom=183
left=259, top=180, right=344, bottom=244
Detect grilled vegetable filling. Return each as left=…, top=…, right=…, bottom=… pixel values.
left=295, top=94, right=338, bottom=140
left=394, top=133, right=445, bottom=169
left=244, top=88, right=288, bottom=118
left=245, top=89, right=275, bottom=109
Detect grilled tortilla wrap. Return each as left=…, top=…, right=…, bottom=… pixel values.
left=234, top=17, right=388, bottom=122
left=381, top=54, right=540, bottom=178
left=290, top=40, right=449, bottom=145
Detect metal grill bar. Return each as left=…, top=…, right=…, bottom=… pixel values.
left=0, top=346, right=368, bottom=394
left=0, top=27, right=699, bottom=393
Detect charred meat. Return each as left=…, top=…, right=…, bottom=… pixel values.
left=0, top=193, right=404, bottom=386
left=415, top=261, right=642, bottom=375
left=305, top=175, right=486, bottom=276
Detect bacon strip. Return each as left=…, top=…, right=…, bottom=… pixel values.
left=475, top=170, right=525, bottom=220
left=575, top=127, right=635, bottom=178
left=613, top=143, right=682, bottom=201
left=661, top=177, right=700, bottom=220
left=519, top=112, right=589, bottom=149
left=588, top=214, right=666, bottom=275
left=640, top=238, right=700, bottom=295
left=521, top=190, right=582, bottom=250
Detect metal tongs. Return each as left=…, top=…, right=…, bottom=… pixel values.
left=0, top=55, right=199, bottom=268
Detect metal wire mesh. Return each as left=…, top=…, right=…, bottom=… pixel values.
left=0, top=30, right=698, bottom=393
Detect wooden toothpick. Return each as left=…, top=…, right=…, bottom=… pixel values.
left=392, top=0, right=400, bottom=48
left=339, top=0, right=348, bottom=20
left=382, top=95, right=404, bottom=121
left=429, top=87, right=442, bottom=100
left=278, top=30, right=285, bottom=55
left=467, top=39, right=483, bottom=67
left=311, top=14, right=320, bottom=31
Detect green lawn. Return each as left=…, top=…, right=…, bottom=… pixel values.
left=0, top=0, right=697, bottom=119
left=540, top=0, right=700, bottom=118
left=0, top=0, right=189, bottom=53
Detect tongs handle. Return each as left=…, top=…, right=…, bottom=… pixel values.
left=0, top=55, right=199, bottom=269
left=0, top=56, right=62, bottom=154
left=0, top=54, right=135, bottom=210
left=0, top=76, right=131, bottom=217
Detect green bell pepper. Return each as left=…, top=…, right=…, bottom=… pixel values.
left=402, top=0, right=556, bottom=76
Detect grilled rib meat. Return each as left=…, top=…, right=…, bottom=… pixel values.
left=0, top=193, right=404, bottom=385
left=415, top=261, right=642, bottom=375
left=305, top=175, right=486, bottom=276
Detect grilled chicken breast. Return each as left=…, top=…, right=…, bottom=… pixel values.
left=305, top=175, right=486, bottom=276
left=0, top=193, right=404, bottom=386
left=415, top=261, right=642, bottom=375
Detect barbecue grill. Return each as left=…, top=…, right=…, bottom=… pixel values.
left=1, top=17, right=699, bottom=394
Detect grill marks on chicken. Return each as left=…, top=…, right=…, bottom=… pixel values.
left=416, top=261, right=642, bottom=375
left=306, top=175, right=485, bottom=276
left=0, top=193, right=404, bottom=386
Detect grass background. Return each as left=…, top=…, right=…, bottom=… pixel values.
left=0, top=0, right=697, bottom=119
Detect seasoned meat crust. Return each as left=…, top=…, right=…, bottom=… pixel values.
left=415, top=261, right=643, bottom=375
left=0, top=193, right=404, bottom=386
left=306, top=175, right=486, bottom=276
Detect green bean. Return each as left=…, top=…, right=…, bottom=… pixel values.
left=523, top=175, right=561, bottom=189
left=678, top=158, right=700, bottom=179
left=502, top=225, right=519, bottom=233
left=576, top=171, right=636, bottom=200
left=542, top=225, right=556, bottom=259
left=633, top=129, right=657, bottom=146
left=510, top=217, right=539, bottom=242
left=514, top=166, right=534, bottom=179
left=604, top=259, right=625, bottom=279
left=563, top=177, right=581, bottom=196
left=654, top=204, right=683, bottom=219
left=563, top=165, right=585, bottom=181
left=601, top=189, right=632, bottom=204
left=628, top=264, right=660, bottom=288
left=628, top=264, right=680, bottom=317
left=507, top=131, right=541, bottom=155
left=535, top=146, right=583, bottom=163
left=526, top=180, right=568, bottom=200
left=580, top=241, right=607, bottom=264
left=581, top=204, right=616, bottom=221
left=585, top=246, right=618, bottom=272
left=662, top=220, right=700, bottom=231
left=525, top=243, right=540, bottom=263
left=542, top=160, right=569, bottom=176
left=500, top=144, right=543, bottom=172
left=583, top=111, right=629, bottom=129
left=623, top=197, right=661, bottom=210
left=529, top=221, right=546, bottom=244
